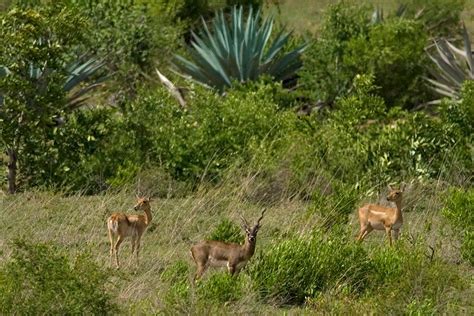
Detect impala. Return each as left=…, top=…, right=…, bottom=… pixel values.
left=107, top=196, right=153, bottom=268
left=357, top=185, right=405, bottom=246
left=190, top=208, right=266, bottom=281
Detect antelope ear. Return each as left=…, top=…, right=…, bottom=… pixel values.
left=387, top=184, right=393, bottom=191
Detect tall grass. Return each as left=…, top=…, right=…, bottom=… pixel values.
left=0, top=160, right=472, bottom=313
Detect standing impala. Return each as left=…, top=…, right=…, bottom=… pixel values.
left=107, top=196, right=153, bottom=268
left=357, top=185, right=405, bottom=246
left=190, top=209, right=266, bottom=281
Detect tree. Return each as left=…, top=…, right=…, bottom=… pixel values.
left=0, top=6, right=104, bottom=193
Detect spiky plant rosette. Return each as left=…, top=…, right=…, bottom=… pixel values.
left=173, top=6, right=307, bottom=91
left=425, top=23, right=474, bottom=100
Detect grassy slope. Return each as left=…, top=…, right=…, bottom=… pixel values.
left=0, top=178, right=472, bottom=313
left=272, top=0, right=474, bottom=36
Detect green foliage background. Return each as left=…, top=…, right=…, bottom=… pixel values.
left=0, top=0, right=472, bottom=314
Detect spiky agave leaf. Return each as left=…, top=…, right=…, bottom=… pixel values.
left=173, top=6, right=307, bottom=91
left=64, top=56, right=107, bottom=110
left=0, top=57, right=106, bottom=110
left=425, top=23, right=474, bottom=100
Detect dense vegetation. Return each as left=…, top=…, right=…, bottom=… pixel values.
left=0, top=0, right=472, bottom=314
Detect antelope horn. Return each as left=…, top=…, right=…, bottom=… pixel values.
left=239, top=214, right=250, bottom=230
left=256, top=208, right=266, bottom=226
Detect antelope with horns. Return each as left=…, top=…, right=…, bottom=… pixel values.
left=107, top=196, right=153, bottom=268
left=190, top=208, right=266, bottom=281
left=357, top=184, right=405, bottom=246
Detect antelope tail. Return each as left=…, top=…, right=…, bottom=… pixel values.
left=107, top=218, right=118, bottom=233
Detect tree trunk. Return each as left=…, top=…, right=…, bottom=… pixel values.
left=7, top=148, right=17, bottom=194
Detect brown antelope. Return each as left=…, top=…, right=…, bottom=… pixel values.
left=190, top=209, right=266, bottom=281
left=356, top=185, right=405, bottom=246
left=107, top=197, right=153, bottom=268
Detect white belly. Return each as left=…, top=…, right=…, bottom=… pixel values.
left=208, top=258, right=228, bottom=268
left=207, top=258, right=248, bottom=270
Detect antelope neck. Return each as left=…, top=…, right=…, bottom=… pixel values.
left=393, top=200, right=402, bottom=216
left=243, top=238, right=256, bottom=258
left=143, top=207, right=152, bottom=225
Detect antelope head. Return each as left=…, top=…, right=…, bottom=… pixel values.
left=134, top=196, right=152, bottom=211
left=386, top=184, right=404, bottom=204
left=240, top=208, right=266, bottom=244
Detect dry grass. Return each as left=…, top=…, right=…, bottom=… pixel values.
left=0, top=173, right=472, bottom=314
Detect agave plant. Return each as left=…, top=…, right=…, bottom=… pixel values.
left=0, top=56, right=105, bottom=109
left=370, top=4, right=409, bottom=24
left=425, top=23, right=473, bottom=100
left=62, top=56, right=107, bottom=110
left=173, top=6, right=307, bottom=91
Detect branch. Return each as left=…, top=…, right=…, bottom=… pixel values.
left=156, top=68, right=187, bottom=108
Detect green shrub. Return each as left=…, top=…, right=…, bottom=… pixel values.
left=442, top=188, right=474, bottom=265
left=367, top=241, right=466, bottom=314
left=70, top=0, right=182, bottom=104
left=196, top=272, right=244, bottom=304
left=370, top=245, right=413, bottom=285
left=406, top=299, right=436, bottom=315
left=307, top=75, right=385, bottom=183
left=19, top=107, right=116, bottom=192
left=345, top=19, right=430, bottom=108
left=114, top=82, right=296, bottom=183
left=369, top=111, right=460, bottom=181
left=0, top=239, right=117, bottom=314
left=401, top=0, right=465, bottom=36
left=299, top=1, right=450, bottom=108
left=161, top=260, right=191, bottom=309
left=249, top=229, right=371, bottom=305
left=207, top=219, right=243, bottom=244
left=445, top=80, right=474, bottom=128
left=298, top=2, right=371, bottom=103
left=304, top=74, right=471, bottom=185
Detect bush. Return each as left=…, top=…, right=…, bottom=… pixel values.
left=299, top=1, right=455, bottom=108
left=367, top=241, right=466, bottom=314
left=249, top=229, right=371, bottom=305
left=19, top=107, right=116, bottom=192
left=70, top=0, right=182, bottom=104
left=345, top=19, right=430, bottom=108
left=401, top=0, right=465, bottom=36
left=207, top=219, right=243, bottom=244
left=113, top=82, right=296, bottom=183
left=161, top=260, right=191, bottom=310
left=196, top=272, right=244, bottom=304
left=162, top=260, right=246, bottom=308
left=298, top=2, right=371, bottom=103
left=442, top=188, right=474, bottom=265
left=0, top=239, right=117, bottom=314
left=303, top=75, right=471, bottom=185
